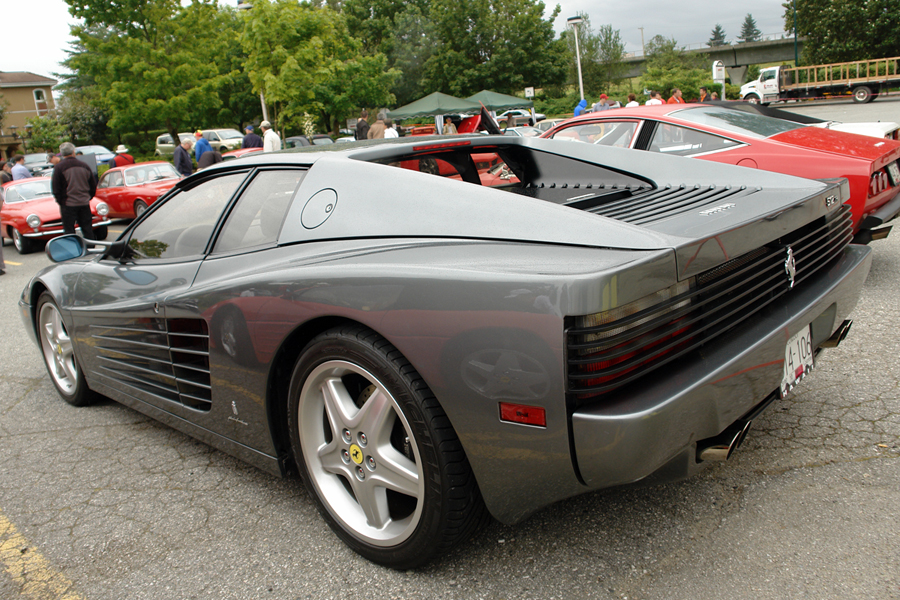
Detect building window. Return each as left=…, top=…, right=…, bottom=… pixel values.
left=34, top=89, right=46, bottom=103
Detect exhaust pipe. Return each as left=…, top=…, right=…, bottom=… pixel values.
left=697, top=421, right=752, bottom=462
left=821, top=319, right=853, bottom=349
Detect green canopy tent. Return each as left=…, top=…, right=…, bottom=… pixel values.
left=465, top=90, right=533, bottom=112
left=466, top=90, right=536, bottom=127
left=387, top=92, right=482, bottom=133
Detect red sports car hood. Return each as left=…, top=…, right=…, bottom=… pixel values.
left=771, top=127, right=900, bottom=165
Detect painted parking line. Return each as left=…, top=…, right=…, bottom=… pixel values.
left=0, top=512, right=85, bottom=600
left=3, top=261, right=22, bottom=266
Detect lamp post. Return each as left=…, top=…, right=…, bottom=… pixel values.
left=793, top=0, right=798, bottom=66
left=567, top=16, right=585, bottom=101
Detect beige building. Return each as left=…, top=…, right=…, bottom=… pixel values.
left=1, top=71, right=57, bottom=159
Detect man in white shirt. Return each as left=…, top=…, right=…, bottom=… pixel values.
left=645, top=91, right=664, bottom=106
left=261, top=121, right=281, bottom=152
left=383, top=118, right=399, bottom=138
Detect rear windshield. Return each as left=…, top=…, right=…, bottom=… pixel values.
left=673, top=106, right=805, bottom=139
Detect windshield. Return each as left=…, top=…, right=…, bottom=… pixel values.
left=672, top=106, right=805, bottom=139
left=123, top=163, right=181, bottom=185
left=217, top=129, right=243, bottom=140
left=24, top=154, right=48, bottom=164
left=6, top=179, right=52, bottom=202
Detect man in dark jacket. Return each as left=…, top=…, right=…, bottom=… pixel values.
left=355, top=110, right=370, bottom=140
left=174, top=139, right=193, bottom=177
left=242, top=125, right=263, bottom=148
left=51, top=142, right=98, bottom=239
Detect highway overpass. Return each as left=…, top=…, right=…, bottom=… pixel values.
left=622, top=37, right=806, bottom=83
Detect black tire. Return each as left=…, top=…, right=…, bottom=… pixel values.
left=853, top=85, right=873, bottom=103
left=11, top=228, right=36, bottom=254
left=134, top=200, right=148, bottom=217
left=287, top=325, right=487, bottom=569
left=36, top=292, right=97, bottom=407
left=744, top=93, right=761, bottom=104
left=93, top=226, right=108, bottom=241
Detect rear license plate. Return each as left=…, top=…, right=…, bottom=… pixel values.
left=781, top=325, right=814, bottom=397
left=887, top=161, right=900, bottom=186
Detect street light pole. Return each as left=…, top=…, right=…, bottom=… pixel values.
left=793, top=0, right=798, bottom=66
left=567, top=16, right=585, bottom=101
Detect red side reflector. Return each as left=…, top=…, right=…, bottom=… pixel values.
left=499, top=403, right=546, bottom=427
left=412, top=140, right=472, bottom=151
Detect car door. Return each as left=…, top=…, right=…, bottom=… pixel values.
left=95, top=170, right=127, bottom=217
left=68, top=172, right=248, bottom=420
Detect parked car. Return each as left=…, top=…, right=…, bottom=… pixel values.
left=93, top=162, right=182, bottom=218
left=541, top=103, right=900, bottom=240
left=199, top=129, right=244, bottom=153
left=1, top=178, right=110, bottom=253
left=534, top=118, right=568, bottom=133
left=155, top=133, right=195, bottom=156
left=222, top=147, right=263, bottom=161
left=502, top=126, right=543, bottom=137
left=284, top=134, right=334, bottom=148
left=498, top=109, right=545, bottom=126
left=23, top=136, right=870, bottom=569
left=75, top=145, right=115, bottom=164
left=23, top=153, right=54, bottom=177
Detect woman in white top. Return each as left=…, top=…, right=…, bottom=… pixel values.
left=624, top=93, right=640, bottom=108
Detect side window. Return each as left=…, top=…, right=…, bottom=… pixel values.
left=159, top=135, right=172, bottom=145
left=108, top=171, right=124, bottom=188
left=648, top=124, right=738, bottom=157
left=213, top=170, right=305, bottom=254
left=551, top=121, right=639, bottom=148
left=98, top=174, right=110, bottom=190
left=128, top=173, right=245, bottom=260
left=205, top=132, right=217, bottom=141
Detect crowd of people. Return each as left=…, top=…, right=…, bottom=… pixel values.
left=575, top=87, right=719, bottom=114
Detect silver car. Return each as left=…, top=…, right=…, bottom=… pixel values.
left=22, top=136, right=870, bottom=568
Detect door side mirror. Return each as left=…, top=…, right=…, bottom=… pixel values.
left=45, top=235, right=88, bottom=262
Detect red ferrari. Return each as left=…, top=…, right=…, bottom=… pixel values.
left=1, top=178, right=111, bottom=254
left=541, top=104, right=900, bottom=239
left=94, top=161, right=182, bottom=218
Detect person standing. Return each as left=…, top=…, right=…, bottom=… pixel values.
left=355, top=110, right=370, bottom=140
left=574, top=99, right=587, bottom=116
left=368, top=112, right=387, bottom=139
left=667, top=89, right=685, bottom=104
left=51, top=142, right=98, bottom=239
left=174, top=139, right=194, bottom=177
left=241, top=125, right=263, bottom=148
left=699, top=86, right=711, bottom=102
left=383, top=118, right=399, bottom=138
left=261, top=121, right=281, bottom=152
left=0, top=161, right=12, bottom=185
left=592, top=94, right=610, bottom=112
left=645, top=91, right=663, bottom=106
left=11, top=156, right=31, bottom=180
left=107, top=145, right=135, bottom=168
left=0, top=183, right=5, bottom=274
left=625, top=93, right=640, bottom=108
left=193, top=131, right=213, bottom=162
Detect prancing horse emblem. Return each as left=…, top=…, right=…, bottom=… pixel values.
left=784, top=246, right=797, bottom=289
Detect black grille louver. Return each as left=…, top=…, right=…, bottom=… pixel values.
left=566, top=204, right=853, bottom=397
left=92, top=318, right=212, bottom=411
left=576, top=184, right=759, bottom=226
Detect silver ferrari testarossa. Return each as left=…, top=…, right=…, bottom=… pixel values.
left=20, top=136, right=870, bottom=568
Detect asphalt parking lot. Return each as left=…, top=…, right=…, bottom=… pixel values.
left=1, top=124, right=900, bottom=599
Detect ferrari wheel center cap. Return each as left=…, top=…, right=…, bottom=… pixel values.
left=349, top=444, right=364, bottom=465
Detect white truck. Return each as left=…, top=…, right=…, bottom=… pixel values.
left=740, top=56, right=900, bottom=104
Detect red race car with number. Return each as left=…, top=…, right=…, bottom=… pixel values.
left=542, top=103, right=900, bottom=241
left=1, top=178, right=111, bottom=254
left=93, top=162, right=182, bottom=218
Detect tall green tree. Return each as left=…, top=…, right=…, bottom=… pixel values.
left=63, top=0, right=241, bottom=147
left=640, top=35, right=710, bottom=100
left=422, top=0, right=567, bottom=97
left=242, top=0, right=399, bottom=134
left=783, top=0, right=900, bottom=64
left=709, top=24, right=728, bottom=47
left=738, top=13, right=762, bottom=43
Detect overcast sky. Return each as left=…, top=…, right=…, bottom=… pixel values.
left=4, top=0, right=789, bottom=82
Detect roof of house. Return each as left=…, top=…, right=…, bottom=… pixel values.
left=0, top=72, right=57, bottom=88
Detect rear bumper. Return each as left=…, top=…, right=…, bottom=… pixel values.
left=571, top=244, right=872, bottom=489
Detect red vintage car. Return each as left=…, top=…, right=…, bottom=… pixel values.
left=541, top=103, right=900, bottom=240
left=1, top=178, right=111, bottom=254
left=93, top=162, right=182, bottom=218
